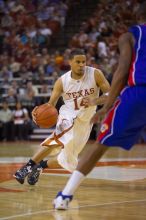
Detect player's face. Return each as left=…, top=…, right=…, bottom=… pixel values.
left=70, top=55, right=86, bottom=76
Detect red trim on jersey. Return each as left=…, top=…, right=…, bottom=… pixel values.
left=128, top=51, right=136, bottom=86
left=97, top=99, right=120, bottom=142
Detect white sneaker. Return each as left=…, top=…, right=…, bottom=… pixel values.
left=53, top=191, right=73, bottom=210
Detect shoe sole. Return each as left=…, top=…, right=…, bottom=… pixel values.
left=54, top=206, right=67, bottom=210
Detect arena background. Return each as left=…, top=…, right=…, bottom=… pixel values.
left=0, top=0, right=145, bottom=143
left=0, top=1, right=146, bottom=220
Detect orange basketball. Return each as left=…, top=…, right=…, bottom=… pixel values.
left=35, top=103, right=58, bottom=128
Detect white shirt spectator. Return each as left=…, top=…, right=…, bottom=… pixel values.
left=0, top=106, right=12, bottom=123
left=39, top=27, right=52, bottom=36
left=97, top=41, right=108, bottom=58
left=13, top=108, right=28, bottom=125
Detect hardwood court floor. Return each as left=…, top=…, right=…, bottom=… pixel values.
left=0, top=141, right=146, bottom=220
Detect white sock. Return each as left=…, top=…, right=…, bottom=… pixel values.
left=62, top=170, right=85, bottom=195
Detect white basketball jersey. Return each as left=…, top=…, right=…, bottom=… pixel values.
left=60, top=66, right=100, bottom=121
left=42, top=66, right=101, bottom=170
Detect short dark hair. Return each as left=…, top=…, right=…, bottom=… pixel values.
left=69, top=49, right=86, bottom=60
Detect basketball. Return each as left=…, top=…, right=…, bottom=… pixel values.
left=34, top=103, right=58, bottom=128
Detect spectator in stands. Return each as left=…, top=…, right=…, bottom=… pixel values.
left=0, top=29, right=5, bottom=54
left=22, top=81, right=37, bottom=104
left=60, top=58, right=70, bottom=73
left=0, top=76, right=10, bottom=94
left=39, top=22, right=52, bottom=37
left=9, top=57, right=21, bottom=78
left=78, top=30, right=89, bottom=48
left=20, top=30, right=29, bottom=46
left=55, top=50, right=64, bottom=67
left=0, top=101, right=13, bottom=141
left=1, top=12, right=14, bottom=28
left=45, top=59, right=56, bottom=76
left=33, top=30, right=47, bottom=49
left=39, top=83, right=52, bottom=104
left=88, top=28, right=100, bottom=43
left=26, top=25, right=37, bottom=40
left=41, top=48, right=50, bottom=65
left=35, top=4, right=51, bottom=21
left=87, top=57, right=99, bottom=69
left=10, top=80, right=19, bottom=93
left=12, top=1, right=25, bottom=13
left=40, top=83, right=50, bottom=94
left=51, top=71, right=59, bottom=84
left=12, top=101, right=30, bottom=141
left=5, top=87, right=18, bottom=106
left=97, top=36, right=108, bottom=59
left=0, top=66, right=13, bottom=80
left=19, top=65, right=32, bottom=85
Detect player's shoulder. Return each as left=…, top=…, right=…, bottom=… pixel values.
left=85, top=65, right=94, bottom=69
left=85, top=66, right=96, bottom=76
left=85, top=65, right=104, bottom=76
left=120, top=24, right=142, bottom=43
left=94, top=67, right=103, bottom=76
left=54, top=77, right=62, bottom=86
left=61, top=70, right=71, bottom=79
left=118, top=31, right=134, bottom=48
left=119, top=32, right=133, bottom=41
left=128, top=24, right=143, bottom=32
left=86, top=66, right=105, bottom=81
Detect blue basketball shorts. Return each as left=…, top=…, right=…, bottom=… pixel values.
left=97, top=86, right=146, bottom=150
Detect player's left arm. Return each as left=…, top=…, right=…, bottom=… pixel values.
left=93, top=69, right=110, bottom=105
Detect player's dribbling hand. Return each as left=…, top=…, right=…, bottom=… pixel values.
left=31, top=106, right=38, bottom=124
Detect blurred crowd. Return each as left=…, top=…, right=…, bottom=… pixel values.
left=0, top=0, right=70, bottom=105
left=69, top=0, right=139, bottom=81
left=0, top=101, right=32, bottom=141
left=0, top=0, right=144, bottom=142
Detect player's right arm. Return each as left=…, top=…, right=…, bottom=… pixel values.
left=102, top=32, right=134, bottom=112
left=92, top=32, right=134, bottom=123
left=84, top=69, right=110, bottom=107
left=47, top=78, right=63, bottom=107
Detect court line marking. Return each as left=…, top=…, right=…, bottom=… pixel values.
left=1, top=199, right=146, bottom=220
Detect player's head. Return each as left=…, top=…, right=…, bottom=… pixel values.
left=69, top=49, right=86, bottom=76
left=137, top=2, right=146, bottom=22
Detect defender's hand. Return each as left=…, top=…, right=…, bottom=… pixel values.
left=91, top=107, right=108, bottom=124
left=83, top=97, right=97, bottom=106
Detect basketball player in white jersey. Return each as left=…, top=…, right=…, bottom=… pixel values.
left=14, top=49, right=110, bottom=185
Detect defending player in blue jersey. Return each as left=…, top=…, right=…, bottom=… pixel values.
left=53, top=2, right=146, bottom=209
